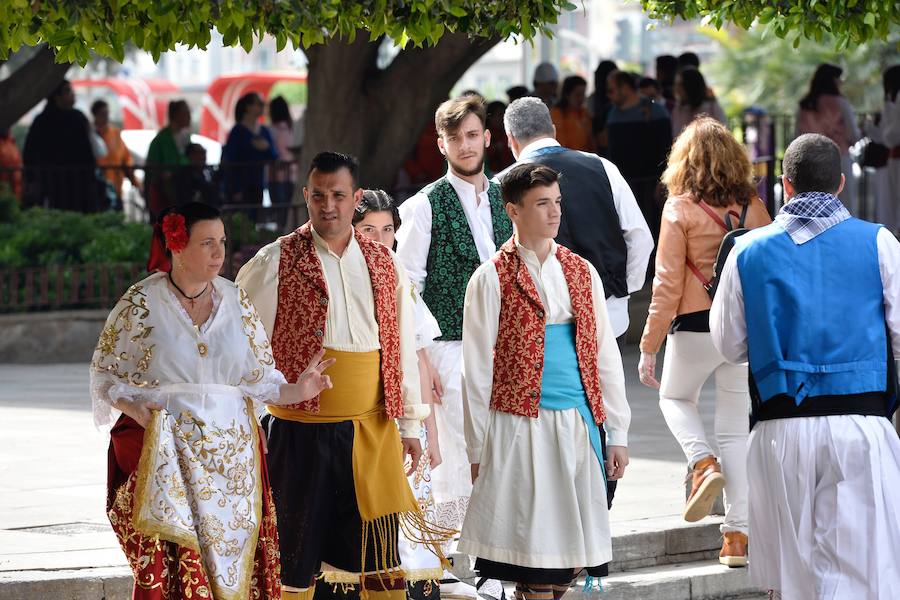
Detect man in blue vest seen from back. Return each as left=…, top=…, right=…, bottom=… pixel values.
left=710, top=133, right=900, bottom=600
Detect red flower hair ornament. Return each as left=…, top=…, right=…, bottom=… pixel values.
left=162, top=213, right=189, bottom=253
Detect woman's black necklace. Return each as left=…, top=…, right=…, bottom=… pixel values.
left=168, top=272, right=208, bottom=308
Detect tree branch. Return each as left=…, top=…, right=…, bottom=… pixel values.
left=377, top=33, right=500, bottom=102
left=0, top=45, right=71, bottom=131
left=363, top=34, right=500, bottom=163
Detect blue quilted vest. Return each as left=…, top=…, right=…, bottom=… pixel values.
left=736, top=218, right=891, bottom=407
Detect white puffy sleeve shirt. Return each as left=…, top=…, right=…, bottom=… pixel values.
left=89, top=273, right=287, bottom=430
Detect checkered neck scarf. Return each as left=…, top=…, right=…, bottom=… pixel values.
left=775, top=191, right=850, bottom=245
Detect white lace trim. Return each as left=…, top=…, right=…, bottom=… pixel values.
left=90, top=372, right=163, bottom=430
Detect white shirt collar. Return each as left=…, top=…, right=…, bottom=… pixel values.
left=446, top=168, right=489, bottom=202
left=515, top=236, right=557, bottom=268
left=518, top=137, right=560, bottom=158
left=310, top=224, right=358, bottom=259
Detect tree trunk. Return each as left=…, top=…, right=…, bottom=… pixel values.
left=0, top=46, right=71, bottom=131
left=300, top=32, right=499, bottom=193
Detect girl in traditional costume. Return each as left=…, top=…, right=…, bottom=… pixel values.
left=353, top=190, right=444, bottom=600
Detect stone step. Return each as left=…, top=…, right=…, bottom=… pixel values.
left=0, top=518, right=737, bottom=600
left=0, top=562, right=768, bottom=600
left=0, top=567, right=132, bottom=600
left=589, top=560, right=765, bottom=600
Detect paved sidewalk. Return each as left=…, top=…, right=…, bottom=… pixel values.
left=0, top=347, right=728, bottom=577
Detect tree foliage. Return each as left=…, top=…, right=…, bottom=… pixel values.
left=0, top=0, right=575, bottom=64
left=642, top=1, right=900, bottom=49
left=705, top=25, right=900, bottom=116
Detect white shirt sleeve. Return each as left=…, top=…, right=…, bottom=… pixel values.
left=709, top=251, right=748, bottom=364
left=396, top=193, right=433, bottom=293
left=235, top=242, right=281, bottom=339
left=461, top=262, right=500, bottom=464
left=589, top=264, right=630, bottom=446
left=392, top=254, right=428, bottom=437
left=877, top=228, right=900, bottom=367
left=412, top=286, right=442, bottom=350
left=601, top=157, right=654, bottom=294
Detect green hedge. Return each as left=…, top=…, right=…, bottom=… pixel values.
left=0, top=186, right=152, bottom=269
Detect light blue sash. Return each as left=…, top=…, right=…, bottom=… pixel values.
left=540, top=323, right=605, bottom=471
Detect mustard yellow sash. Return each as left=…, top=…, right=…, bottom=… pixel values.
left=268, top=349, right=453, bottom=587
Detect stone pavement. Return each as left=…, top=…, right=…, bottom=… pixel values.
left=0, top=348, right=763, bottom=598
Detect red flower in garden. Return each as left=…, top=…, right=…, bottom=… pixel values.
left=162, top=213, right=189, bottom=252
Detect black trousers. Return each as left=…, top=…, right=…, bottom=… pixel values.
left=263, top=415, right=399, bottom=588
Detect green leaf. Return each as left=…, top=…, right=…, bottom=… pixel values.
left=239, top=28, right=253, bottom=53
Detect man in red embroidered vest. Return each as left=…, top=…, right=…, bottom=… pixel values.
left=458, top=164, right=631, bottom=600
left=237, top=152, right=447, bottom=600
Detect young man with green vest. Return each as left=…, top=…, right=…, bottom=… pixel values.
left=396, top=96, right=513, bottom=587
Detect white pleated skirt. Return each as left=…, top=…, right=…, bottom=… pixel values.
left=398, top=426, right=443, bottom=581
left=428, top=341, right=472, bottom=503
left=458, top=407, right=611, bottom=568
left=747, top=415, right=900, bottom=600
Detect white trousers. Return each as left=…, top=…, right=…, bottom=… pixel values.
left=658, top=331, right=749, bottom=533
left=747, top=415, right=900, bottom=599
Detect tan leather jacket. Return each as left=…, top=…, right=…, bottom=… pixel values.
left=639, top=194, right=772, bottom=354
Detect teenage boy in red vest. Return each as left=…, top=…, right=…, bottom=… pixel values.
left=237, top=152, right=448, bottom=600
left=458, top=163, right=631, bottom=600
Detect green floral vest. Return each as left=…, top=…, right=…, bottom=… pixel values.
left=422, top=177, right=513, bottom=340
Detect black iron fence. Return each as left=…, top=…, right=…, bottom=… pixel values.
left=0, top=263, right=146, bottom=312
left=729, top=111, right=884, bottom=221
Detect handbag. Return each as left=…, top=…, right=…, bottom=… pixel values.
left=860, top=137, right=890, bottom=168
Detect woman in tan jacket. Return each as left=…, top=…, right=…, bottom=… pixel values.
left=638, top=117, right=771, bottom=568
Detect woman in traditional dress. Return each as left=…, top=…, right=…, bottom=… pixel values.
left=352, top=189, right=446, bottom=600
left=91, top=201, right=334, bottom=599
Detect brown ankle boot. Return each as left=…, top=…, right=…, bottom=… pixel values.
left=683, top=455, right=726, bottom=522
left=719, top=531, right=748, bottom=567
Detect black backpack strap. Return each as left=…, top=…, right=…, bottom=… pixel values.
left=724, top=203, right=749, bottom=231
left=738, top=202, right=749, bottom=227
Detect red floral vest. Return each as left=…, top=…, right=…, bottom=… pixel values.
left=490, top=239, right=606, bottom=424
left=271, top=223, right=404, bottom=418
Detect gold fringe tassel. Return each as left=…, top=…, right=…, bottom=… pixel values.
left=357, top=510, right=457, bottom=598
